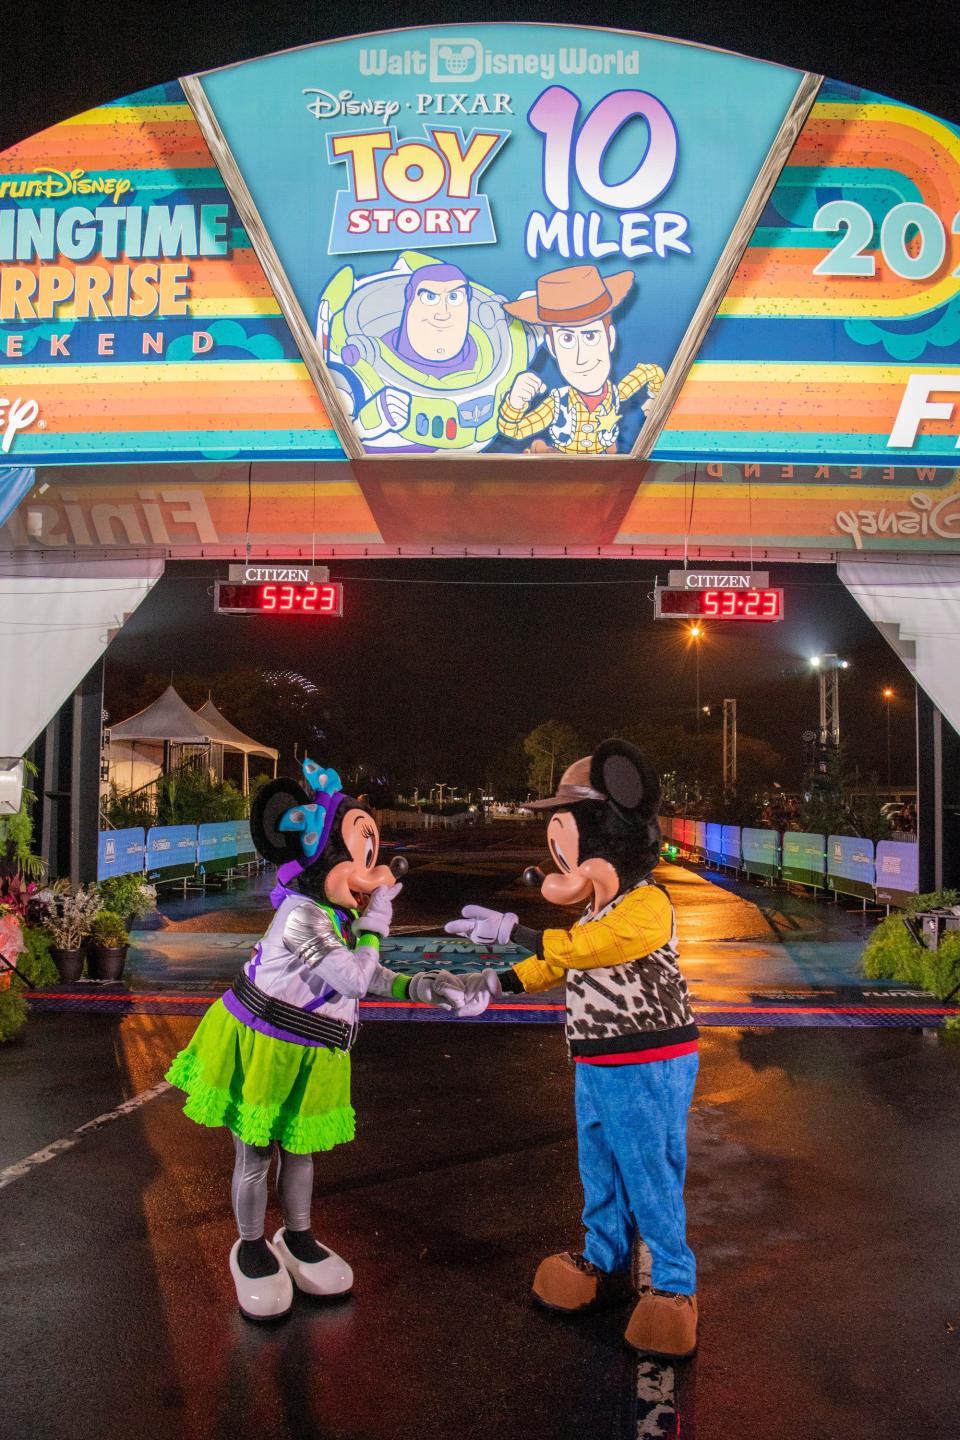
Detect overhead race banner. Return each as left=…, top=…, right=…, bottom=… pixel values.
left=657, top=81, right=960, bottom=466
left=0, top=81, right=343, bottom=464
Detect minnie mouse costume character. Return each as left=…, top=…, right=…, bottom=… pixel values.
left=167, top=759, right=483, bottom=1321
left=445, top=740, right=699, bottom=1359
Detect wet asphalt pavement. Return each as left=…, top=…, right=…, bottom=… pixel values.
left=3, top=827, right=960, bottom=1439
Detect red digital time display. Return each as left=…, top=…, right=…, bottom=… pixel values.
left=215, top=582, right=343, bottom=616
left=656, top=588, right=783, bottom=621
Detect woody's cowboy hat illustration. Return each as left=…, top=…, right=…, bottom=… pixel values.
left=503, top=264, right=634, bottom=326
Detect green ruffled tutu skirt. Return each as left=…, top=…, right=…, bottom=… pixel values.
left=165, top=998, right=355, bottom=1154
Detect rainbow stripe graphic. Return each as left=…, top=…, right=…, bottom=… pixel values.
left=0, top=82, right=345, bottom=464
left=655, top=82, right=960, bottom=466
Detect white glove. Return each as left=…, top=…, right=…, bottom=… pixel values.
left=353, top=882, right=402, bottom=939
left=408, top=969, right=466, bottom=1012
left=377, top=387, right=411, bottom=431
left=444, top=905, right=518, bottom=946
left=455, top=968, right=501, bottom=1017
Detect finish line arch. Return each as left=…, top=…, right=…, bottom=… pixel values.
left=1, top=23, right=959, bottom=878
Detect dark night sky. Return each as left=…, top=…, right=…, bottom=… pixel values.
left=7, top=1, right=953, bottom=788
left=106, top=560, right=918, bottom=789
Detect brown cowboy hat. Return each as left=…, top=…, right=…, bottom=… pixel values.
left=503, top=265, right=634, bottom=327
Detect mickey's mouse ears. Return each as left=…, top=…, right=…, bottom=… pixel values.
left=589, top=740, right=661, bottom=818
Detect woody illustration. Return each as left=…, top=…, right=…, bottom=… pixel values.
left=498, top=265, right=664, bottom=455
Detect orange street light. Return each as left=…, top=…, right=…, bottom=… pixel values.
left=688, top=624, right=704, bottom=724
left=882, top=688, right=895, bottom=784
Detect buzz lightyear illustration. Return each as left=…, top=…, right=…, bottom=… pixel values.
left=316, top=252, right=539, bottom=453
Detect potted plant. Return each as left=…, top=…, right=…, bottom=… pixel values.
left=87, top=910, right=130, bottom=982
left=36, top=882, right=101, bottom=982
left=96, top=874, right=157, bottom=931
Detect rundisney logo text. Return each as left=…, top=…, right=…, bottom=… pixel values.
left=835, top=490, right=960, bottom=549
left=0, top=168, right=133, bottom=204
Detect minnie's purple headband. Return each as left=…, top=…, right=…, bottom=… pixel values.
left=271, top=759, right=345, bottom=906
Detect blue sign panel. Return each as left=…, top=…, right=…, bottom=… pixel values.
left=146, top=825, right=198, bottom=873
left=198, top=822, right=238, bottom=869
left=781, top=832, right=826, bottom=888
left=742, top=827, right=780, bottom=878
left=706, top=823, right=724, bottom=865
left=827, top=835, right=876, bottom=899
left=97, top=828, right=145, bottom=881
left=875, top=840, right=919, bottom=906
left=234, top=819, right=256, bottom=861
left=721, top=825, right=741, bottom=870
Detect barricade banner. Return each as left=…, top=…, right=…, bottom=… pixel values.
left=721, top=825, right=741, bottom=870
left=706, top=823, right=724, bottom=865
left=782, top=832, right=826, bottom=888
left=198, top=821, right=238, bottom=872
left=235, top=820, right=256, bottom=862
left=145, top=825, right=198, bottom=879
left=875, top=840, right=919, bottom=907
left=742, top=827, right=780, bottom=879
left=97, top=828, right=145, bottom=881
left=827, top=835, right=876, bottom=900
left=659, top=816, right=675, bottom=844
left=695, top=820, right=708, bottom=858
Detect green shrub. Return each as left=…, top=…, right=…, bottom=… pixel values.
left=90, top=911, right=129, bottom=947
left=863, top=892, right=960, bottom=999
left=0, top=985, right=28, bottom=1043
left=18, top=926, right=57, bottom=987
left=97, top=874, right=156, bottom=919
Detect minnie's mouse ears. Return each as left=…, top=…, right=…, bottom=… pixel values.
left=589, top=739, right=661, bottom=818
left=250, top=776, right=314, bottom=865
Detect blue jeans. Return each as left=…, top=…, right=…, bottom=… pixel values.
left=575, top=1052, right=698, bottom=1294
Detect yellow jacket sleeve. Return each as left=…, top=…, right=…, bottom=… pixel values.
left=511, top=886, right=673, bottom=994
left=498, top=392, right=557, bottom=439
left=617, top=362, right=665, bottom=401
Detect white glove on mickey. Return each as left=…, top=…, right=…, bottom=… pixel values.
left=408, top=969, right=466, bottom=1012
left=443, top=905, right=518, bottom=946
left=455, top=968, right=501, bottom=1017
left=353, top=883, right=402, bottom=939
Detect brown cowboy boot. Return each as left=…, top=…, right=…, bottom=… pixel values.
left=624, top=1289, right=698, bottom=1358
left=532, top=1251, right=633, bottom=1313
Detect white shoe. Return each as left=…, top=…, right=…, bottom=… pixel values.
left=272, top=1228, right=354, bottom=1297
left=229, top=1240, right=294, bottom=1320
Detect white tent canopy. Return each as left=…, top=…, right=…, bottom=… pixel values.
left=0, top=556, right=164, bottom=810
left=195, top=697, right=278, bottom=790
left=107, top=684, right=278, bottom=795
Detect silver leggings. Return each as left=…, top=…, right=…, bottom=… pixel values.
left=230, top=1135, right=315, bottom=1240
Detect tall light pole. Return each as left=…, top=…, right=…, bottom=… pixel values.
left=810, top=653, right=849, bottom=748
left=689, top=623, right=703, bottom=731
left=882, top=688, right=894, bottom=786
left=722, top=698, right=737, bottom=795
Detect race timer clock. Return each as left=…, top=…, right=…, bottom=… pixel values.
left=655, top=588, right=783, bottom=621
left=215, top=581, right=344, bottom=616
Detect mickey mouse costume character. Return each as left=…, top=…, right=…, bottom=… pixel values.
left=167, top=759, right=485, bottom=1321
left=445, top=740, right=699, bottom=1359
